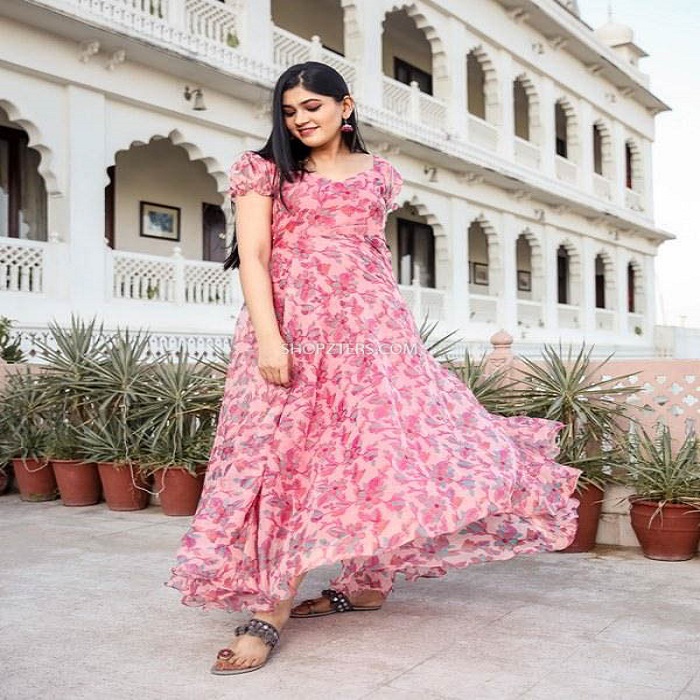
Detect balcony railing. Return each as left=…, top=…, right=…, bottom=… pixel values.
left=628, top=312, right=645, bottom=336
left=469, top=294, right=498, bottom=324
left=0, top=238, right=45, bottom=294
left=272, top=27, right=356, bottom=89
left=516, top=299, right=543, bottom=328
left=557, top=303, right=580, bottom=329
left=555, top=155, right=577, bottom=185
left=595, top=308, right=616, bottom=331
left=110, top=249, right=235, bottom=306
left=468, top=115, right=498, bottom=151
left=593, top=173, right=612, bottom=200
left=381, top=77, right=446, bottom=131
left=398, top=281, right=447, bottom=323
left=514, top=137, right=540, bottom=169
left=625, top=188, right=644, bottom=212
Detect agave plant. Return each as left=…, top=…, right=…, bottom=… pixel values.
left=131, top=349, right=221, bottom=475
left=623, top=424, right=700, bottom=508
left=0, top=316, right=25, bottom=363
left=509, top=344, right=640, bottom=488
left=417, top=314, right=463, bottom=363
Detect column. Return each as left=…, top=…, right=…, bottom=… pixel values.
left=344, top=1, right=383, bottom=109
left=65, top=86, right=108, bottom=319
left=577, top=99, right=594, bottom=194
left=449, top=197, right=470, bottom=331
left=239, top=0, right=273, bottom=66
left=611, top=121, right=626, bottom=208
left=644, top=253, right=656, bottom=332
left=539, top=76, right=555, bottom=178
left=446, top=18, right=467, bottom=139
left=498, top=213, right=517, bottom=334
left=496, top=50, right=514, bottom=161
left=641, top=138, right=654, bottom=218
left=542, top=224, right=558, bottom=330
left=581, top=238, right=596, bottom=334
left=615, top=246, right=628, bottom=335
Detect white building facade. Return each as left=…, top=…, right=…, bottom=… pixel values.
left=0, top=0, right=672, bottom=356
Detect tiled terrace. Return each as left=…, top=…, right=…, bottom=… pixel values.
left=3, top=495, right=699, bottom=700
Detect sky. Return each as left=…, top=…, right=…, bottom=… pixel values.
left=579, top=0, right=700, bottom=328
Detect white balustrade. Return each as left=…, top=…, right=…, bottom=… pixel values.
left=398, top=281, right=446, bottom=323
left=557, top=303, right=580, bottom=329
left=595, top=308, right=616, bottom=331
left=514, top=137, right=540, bottom=169
left=468, top=115, right=498, bottom=151
left=418, top=92, right=447, bottom=131
left=185, top=0, right=240, bottom=46
left=555, top=155, right=577, bottom=185
left=516, top=299, right=543, bottom=328
left=593, top=173, right=612, bottom=200
left=469, top=294, right=498, bottom=324
left=272, top=28, right=356, bottom=89
left=628, top=312, right=645, bottom=336
left=112, top=250, right=177, bottom=302
left=625, top=188, right=644, bottom=211
left=0, top=238, right=45, bottom=294
left=381, top=76, right=446, bottom=131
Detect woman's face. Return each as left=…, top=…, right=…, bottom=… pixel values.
left=282, top=85, right=350, bottom=148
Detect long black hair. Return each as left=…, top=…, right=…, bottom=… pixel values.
left=223, top=61, right=370, bottom=271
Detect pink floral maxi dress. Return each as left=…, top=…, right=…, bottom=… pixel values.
left=167, top=151, right=581, bottom=612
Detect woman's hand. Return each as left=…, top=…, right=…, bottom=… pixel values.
left=257, top=334, right=293, bottom=387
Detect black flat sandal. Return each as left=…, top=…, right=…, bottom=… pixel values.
left=210, top=618, right=280, bottom=675
left=290, top=588, right=383, bottom=618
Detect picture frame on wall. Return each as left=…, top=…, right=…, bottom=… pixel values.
left=517, top=269, right=532, bottom=292
left=139, top=201, right=181, bottom=241
left=472, top=262, right=489, bottom=286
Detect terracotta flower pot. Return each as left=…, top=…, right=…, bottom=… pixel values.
left=52, top=460, right=101, bottom=506
left=562, top=484, right=604, bottom=553
left=12, top=458, right=59, bottom=502
left=630, top=499, right=700, bottom=561
left=97, top=462, right=149, bottom=511
left=153, top=467, right=205, bottom=516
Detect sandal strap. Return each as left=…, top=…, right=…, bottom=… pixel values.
left=234, top=618, right=280, bottom=649
left=321, top=588, right=353, bottom=613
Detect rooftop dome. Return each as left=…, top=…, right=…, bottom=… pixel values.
left=595, top=20, right=635, bottom=47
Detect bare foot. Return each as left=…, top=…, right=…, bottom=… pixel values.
left=291, top=589, right=386, bottom=616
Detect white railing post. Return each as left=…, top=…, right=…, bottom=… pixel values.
left=310, top=35, right=323, bottom=61
left=166, top=0, right=186, bottom=30
left=409, top=81, right=421, bottom=123
left=173, top=246, right=186, bottom=305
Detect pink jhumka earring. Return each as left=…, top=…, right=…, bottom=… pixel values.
left=340, top=117, right=354, bottom=133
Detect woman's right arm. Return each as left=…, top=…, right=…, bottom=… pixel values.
left=234, top=191, right=292, bottom=388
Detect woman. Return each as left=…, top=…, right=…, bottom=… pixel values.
left=167, top=61, right=581, bottom=675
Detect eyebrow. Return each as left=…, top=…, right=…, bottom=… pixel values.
left=282, top=98, right=322, bottom=108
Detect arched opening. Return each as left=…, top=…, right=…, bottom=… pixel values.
left=386, top=204, right=436, bottom=288
left=0, top=107, right=47, bottom=240
left=593, top=123, right=604, bottom=175
left=468, top=220, right=489, bottom=292
left=271, top=0, right=345, bottom=55
left=513, top=77, right=530, bottom=141
left=516, top=234, right=533, bottom=301
left=557, top=244, right=570, bottom=304
left=467, top=50, right=486, bottom=119
left=594, top=253, right=607, bottom=309
left=555, top=101, right=568, bottom=158
left=110, top=138, right=224, bottom=259
left=625, top=138, right=642, bottom=192
left=383, top=8, right=434, bottom=94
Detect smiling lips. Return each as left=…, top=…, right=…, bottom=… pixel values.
left=298, top=127, right=318, bottom=137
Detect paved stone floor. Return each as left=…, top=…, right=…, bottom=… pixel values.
left=3, top=495, right=700, bottom=700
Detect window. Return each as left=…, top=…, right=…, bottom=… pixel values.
left=593, top=124, right=603, bottom=175
left=627, top=263, right=636, bottom=313
left=555, top=103, right=568, bottom=158
left=513, top=79, right=530, bottom=140
left=0, top=125, right=47, bottom=240
left=397, top=218, right=435, bottom=287
left=467, top=52, right=486, bottom=119
left=557, top=246, right=570, bottom=304
left=625, top=142, right=634, bottom=189
left=394, top=58, right=433, bottom=94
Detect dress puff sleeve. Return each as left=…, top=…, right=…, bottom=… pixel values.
left=228, top=151, right=275, bottom=198
left=384, top=160, right=404, bottom=213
